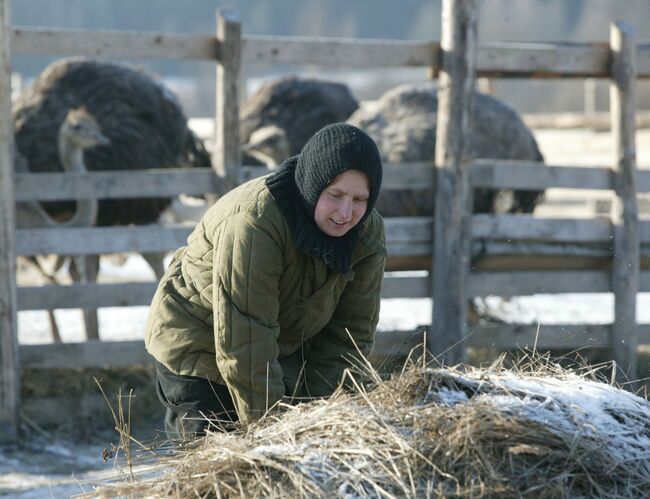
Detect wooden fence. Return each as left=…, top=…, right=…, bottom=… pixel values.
left=1, top=0, right=649, bottom=438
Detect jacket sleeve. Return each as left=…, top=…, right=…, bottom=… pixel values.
left=212, top=211, right=285, bottom=423
left=303, top=216, right=386, bottom=397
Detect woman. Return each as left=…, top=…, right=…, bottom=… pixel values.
left=145, top=123, right=386, bottom=440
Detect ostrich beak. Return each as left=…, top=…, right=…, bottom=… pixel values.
left=95, top=131, right=110, bottom=146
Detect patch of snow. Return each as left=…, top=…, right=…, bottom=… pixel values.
left=0, top=442, right=121, bottom=498
left=18, top=307, right=150, bottom=344
left=435, top=387, right=470, bottom=406
left=432, top=369, right=650, bottom=473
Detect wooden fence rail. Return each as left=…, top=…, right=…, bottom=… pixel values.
left=17, top=323, right=650, bottom=371
left=9, top=26, right=650, bottom=77
left=15, top=215, right=650, bottom=258
left=19, top=159, right=650, bottom=202
left=16, top=267, right=650, bottom=312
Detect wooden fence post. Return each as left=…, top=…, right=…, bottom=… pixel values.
left=610, top=21, right=639, bottom=382
left=0, top=0, right=20, bottom=441
left=584, top=78, right=597, bottom=116
left=429, top=0, right=478, bottom=364
left=213, top=10, right=241, bottom=196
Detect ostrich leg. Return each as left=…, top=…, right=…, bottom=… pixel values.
left=56, top=108, right=107, bottom=341
left=69, top=254, right=100, bottom=340
left=25, top=255, right=64, bottom=342
left=143, top=252, right=167, bottom=280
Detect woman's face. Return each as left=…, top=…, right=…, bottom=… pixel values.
left=314, top=169, right=370, bottom=237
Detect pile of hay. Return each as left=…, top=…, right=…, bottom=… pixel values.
left=97, top=358, right=650, bottom=498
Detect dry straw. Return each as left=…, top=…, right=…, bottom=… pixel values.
left=91, top=353, right=650, bottom=498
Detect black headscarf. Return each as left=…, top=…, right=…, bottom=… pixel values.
left=265, top=123, right=383, bottom=274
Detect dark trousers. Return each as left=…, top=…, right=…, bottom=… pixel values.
left=155, top=361, right=238, bottom=440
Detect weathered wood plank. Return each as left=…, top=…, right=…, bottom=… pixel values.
left=392, top=251, right=650, bottom=272
left=385, top=217, right=432, bottom=257
left=381, top=275, right=429, bottom=299
left=470, top=160, right=613, bottom=190
left=373, top=325, right=650, bottom=361
left=388, top=253, right=608, bottom=272
left=382, top=162, right=437, bottom=190
left=16, top=225, right=192, bottom=256
left=17, top=282, right=158, bottom=311
left=13, top=216, right=650, bottom=258
left=10, top=26, right=645, bottom=80
left=21, top=322, right=650, bottom=371
left=20, top=332, right=429, bottom=370
left=469, top=271, right=610, bottom=296
left=15, top=161, right=650, bottom=202
left=477, top=42, right=610, bottom=78
left=610, top=22, right=639, bottom=381
left=637, top=43, right=650, bottom=78
left=213, top=11, right=241, bottom=195
left=475, top=241, right=611, bottom=260
left=430, top=0, right=477, bottom=363
left=11, top=27, right=219, bottom=60
left=241, top=162, right=437, bottom=190
left=385, top=217, right=431, bottom=242
left=17, top=276, right=429, bottom=311
left=637, top=170, right=650, bottom=193
left=472, top=161, right=650, bottom=193
left=14, top=169, right=216, bottom=201
left=473, top=324, right=650, bottom=351
left=370, top=329, right=426, bottom=363
left=467, top=324, right=613, bottom=349
left=17, top=266, right=650, bottom=313
left=20, top=340, right=152, bottom=369
left=243, top=36, right=438, bottom=67
left=0, top=0, right=19, bottom=442
left=472, top=214, right=613, bottom=243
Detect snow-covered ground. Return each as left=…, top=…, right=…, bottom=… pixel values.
left=0, top=442, right=122, bottom=498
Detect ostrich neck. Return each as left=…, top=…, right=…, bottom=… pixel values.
left=246, top=149, right=277, bottom=168
left=58, top=134, right=85, bottom=172
left=58, top=132, right=99, bottom=228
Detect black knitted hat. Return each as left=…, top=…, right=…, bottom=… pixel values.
left=295, top=123, right=382, bottom=223
left=265, top=123, right=382, bottom=274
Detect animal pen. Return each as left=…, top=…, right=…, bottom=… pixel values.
left=1, top=0, right=650, bottom=440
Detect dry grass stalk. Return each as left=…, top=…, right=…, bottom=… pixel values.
left=91, top=354, right=650, bottom=498
left=94, top=377, right=148, bottom=481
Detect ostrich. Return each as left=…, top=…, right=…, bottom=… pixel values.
left=240, top=76, right=358, bottom=166
left=347, top=82, right=546, bottom=322
left=347, top=81, right=545, bottom=217
left=16, top=107, right=109, bottom=341
left=13, top=57, right=211, bottom=282
left=241, top=125, right=289, bottom=167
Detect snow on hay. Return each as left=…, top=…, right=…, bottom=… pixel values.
left=93, top=356, right=650, bottom=498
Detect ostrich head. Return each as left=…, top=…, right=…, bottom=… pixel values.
left=241, top=125, right=290, bottom=168
left=54, top=107, right=110, bottom=226
left=58, top=107, right=110, bottom=169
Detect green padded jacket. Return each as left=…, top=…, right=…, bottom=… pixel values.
left=144, top=176, right=386, bottom=422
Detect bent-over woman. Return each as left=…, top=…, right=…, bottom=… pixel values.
left=145, top=123, right=386, bottom=439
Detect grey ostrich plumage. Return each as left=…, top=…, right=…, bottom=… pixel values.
left=240, top=75, right=359, bottom=162
left=347, top=81, right=545, bottom=217
left=13, top=57, right=211, bottom=226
